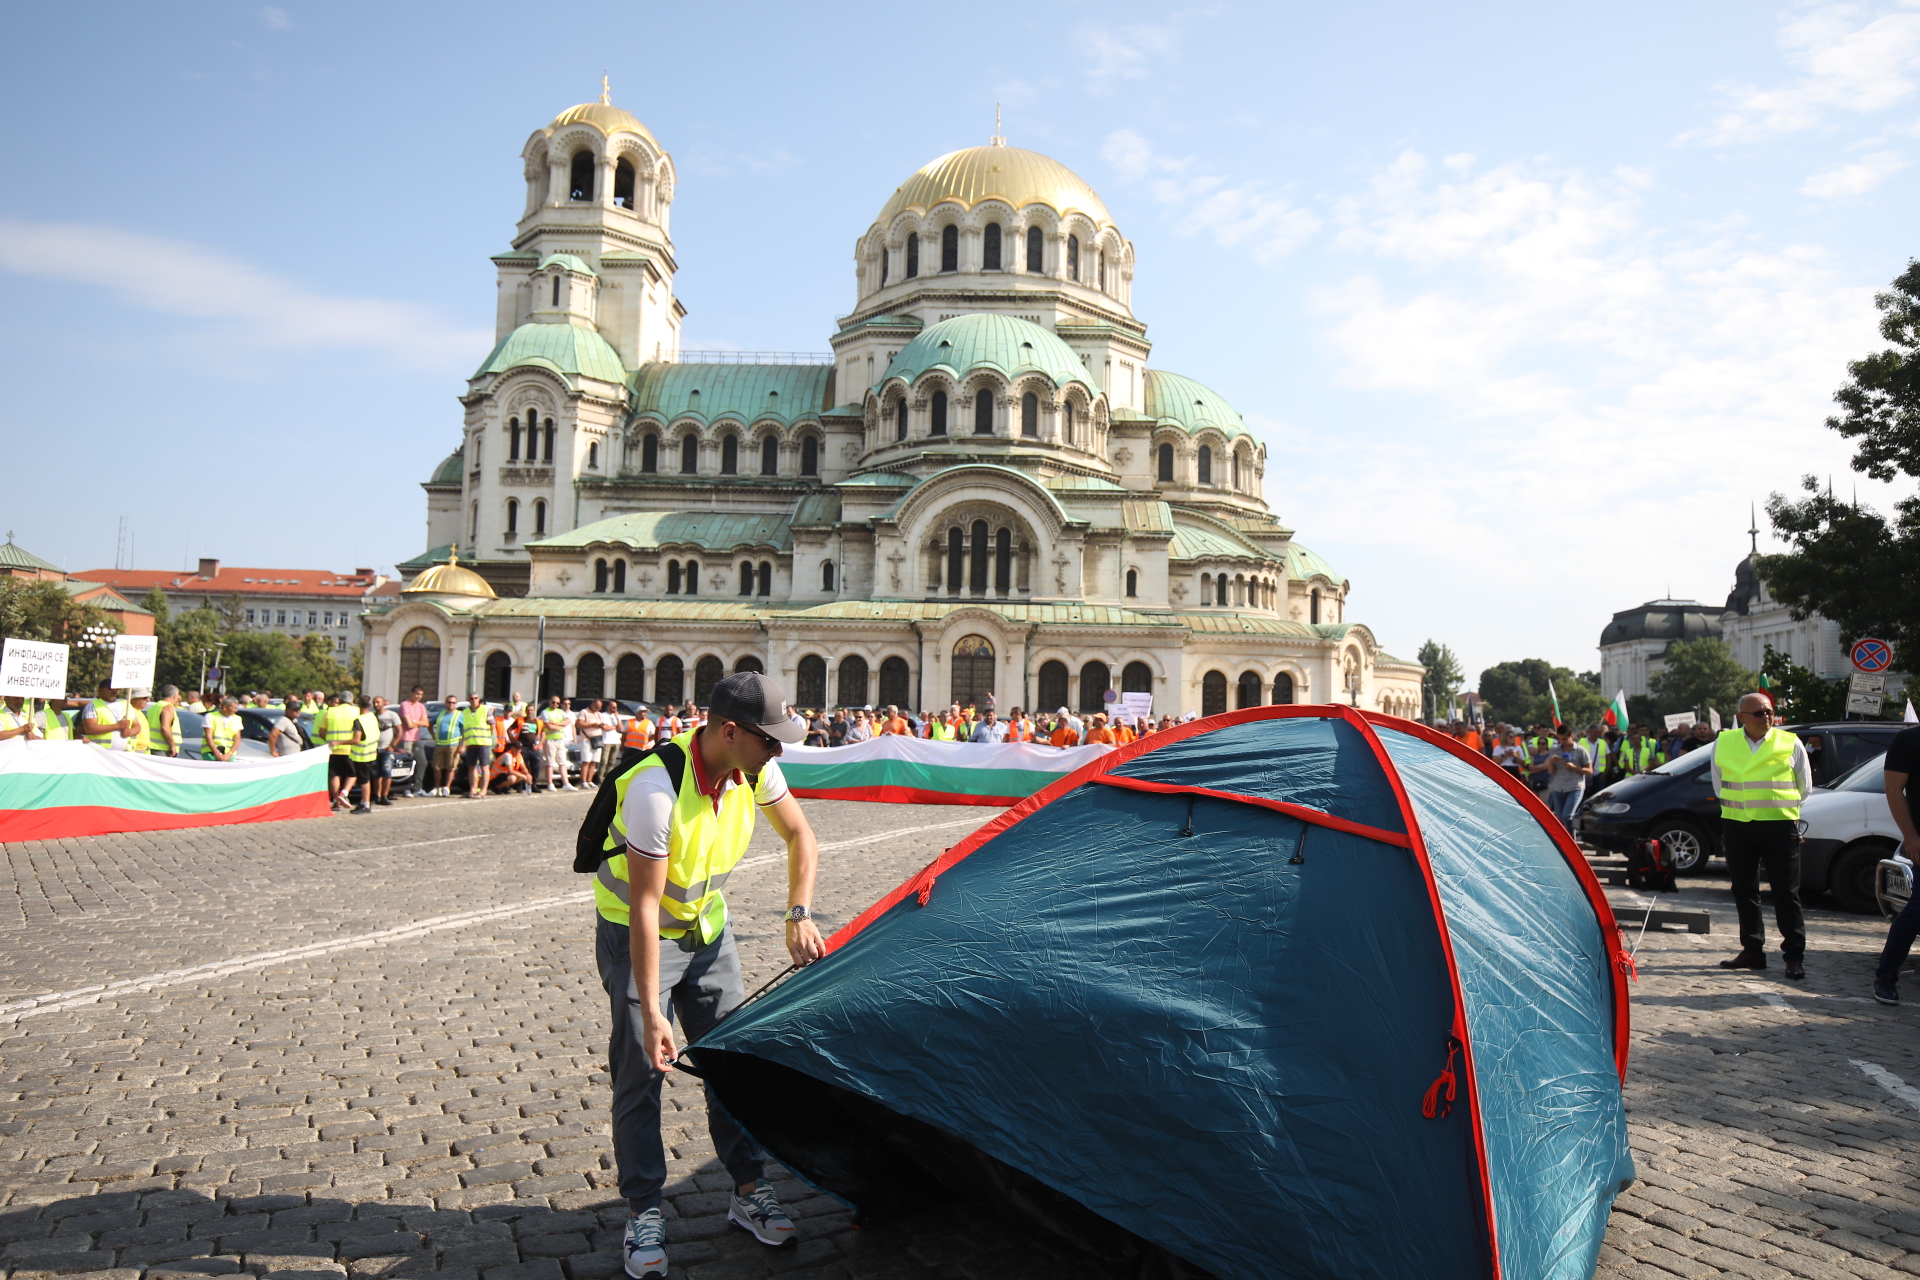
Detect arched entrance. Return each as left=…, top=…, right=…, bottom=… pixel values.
left=1237, top=671, right=1262, bottom=709
left=795, top=655, right=826, bottom=708
left=838, top=656, right=869, bottom=708
left=950, top=634, right=994, bottom=709
left=540, top=652, right=563, bottom=701
left=576, top=654, right=605, bottom=700
left=1079, top=661, right=1110, bottom=714
left=398, top=628, right=439, bottom=701
left=654, top=656, right=685, bottom=706
left=1121, top=661, right=1153, bottom=694
left=1036, top=660, right=1068, bottom=712
left=878, top=656, right=911, bottom=708
left=1272, top=672, right=1295, bottom=705
left=1202, top=670, right=1228, bottom=717
left=615, top=655, right=645, bottom=702
left=693, top=656, right=724, bottom=706
left=483, top=651, right=512, bottom=703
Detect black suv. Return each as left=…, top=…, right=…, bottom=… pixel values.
left=1576, top=721, right=1904, bottom=875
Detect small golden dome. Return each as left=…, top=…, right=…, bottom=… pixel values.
left=877, top=145, right=1112, bottom=227
left=403, top=551, right=497, bottom=600
left=548, top=102, right=658, bottom=149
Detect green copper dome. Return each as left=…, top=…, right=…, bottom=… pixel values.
left=879, top=314, right=1092, bottom=393
left=1143, top=368, right=1248, bottom=440
left=1286, top=542, right=1344, bottom=584
left=473, top=322, right=627, bottom=387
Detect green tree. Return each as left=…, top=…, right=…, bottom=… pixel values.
left=1759, top=647, right=1848, bottom=723
left=1417, top=639, right=1463, bottom=721
left=1479, top=658, right=1606, bottom=728
left=0, top=577, right=120, bottom=693
left=153, top=602, right=224, bottom=693
left=222, top=631, right=353, bottom=696
left=1762, top=260, right=1920, bottom=652
left=1648, top=638, right=1755, bottom=720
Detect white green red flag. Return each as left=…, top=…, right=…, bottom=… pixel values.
left=1604, top=690, right=1630, bottom=731
left=1547, top=679, right=1564, bottom=729
left=780, top=736, right=1115, bottom=806
left=0, top=741, right=328, bottom=841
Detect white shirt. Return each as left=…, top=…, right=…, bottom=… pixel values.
left=621, top=754, right=789, bottom=860
left=1709, top=730, right=1813, bottom=801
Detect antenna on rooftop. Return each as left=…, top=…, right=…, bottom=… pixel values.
left=990, top=102, right=1005, bottom=147
left=1748, top=502, right=1758, bottom=556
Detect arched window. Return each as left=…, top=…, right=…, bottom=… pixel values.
left=1121, top=660, right=1153, bottom=694
left=738, top=560, right=754, bottom=596
left=879, top=656, right=911, bottom=707
left=1098, top=250, right=1106, bottom=292
left=1272, top=672, right=1295, bottom=705
left=994, top=527, right=1011, bottom=593
left=1079, top=661, right=1110, bottom=714
left=569, top=150, right=595, bottom=201
left=822, top=560, right=835, bottom=592
left=969, top=519, right=989, bottom=593
left=757, top=562, right=772, bottom=596
left=838, top=655, right=869, bottom=707
left=931, top=390, right=948, bottom=436
left=544, top=419, right=555, bottom=461
left=641, top=433, right=658, bottom=473
left=1310, top=588, right=1321, bottom=624
left=578, top=654, right=606, bottom=700
left=951, top=635, right=994, bottom=708
left=552, top=276, right=561, bottom=307
left=761, top=435, right=779, bottom=475
left=734, top=655, right=764, bottom=674
left=594, top=558, right=608, bottom=593
left=584, top=440, right=597, bottom=470
left=879, top=244, right=889, bottom=286
left=1026, top=226, right=1043, bottom=272
left=612, top=559, right=625, bottom=593
left=1215, top=575, right=1227, bottom=607
left=1125, top=568, right=1137, bottom=597
left=615, top=654, right=645, bottom=701
left=894, top=400, right=908, bottom=441
left=1232, top=452, right=1241, bottom=489
left=983, top=223, right=1002, bottom=270
left=685, top=561, right=699, bottom=594
left=1157, top=442, right=1174, bottom=482
left=721, top=434, right=738, bottom=474
left=1202, top=671, right=1228, bottom=717
left=483, top=651, right=513, bottom=702
left=1200, top=573, right=1211, bottom=605
left=470, top=501, right=478, bottom=541
left=796, top=654, right=827, bottom=707
left=1020, top=392, right=1038, bottom=437
left=666, top=560, right=681, bottom=594
left=654, top=655, right=685, bottom=705
left=533, top=499, right=547, bottom=536
left=1067, top=235, right=1080, bottom=281
left=540, top=651, right=564, bottom=701
left=1197, top=445, right=1212, bottom=486
left=946, top=527, right=963, bottom=594
left=1037, top=659, right=1068, bottom=711
left=509, top=416, right=521, bottom=461
left=506, top=499, right=518, bottom=535
left=1237, top=671, right=1262, bottom=710
left=693, top=655, right=723, bottom=705
left=906, top=233, right=919, bottom=278
left=800, top=436, right=819, bottom=476
left=1062, top=401, right=1074, bottom=443
left=940, top=224, right=958, bottom=273
left=973, top=390, right=994, bottom=435
left=614, top=159, right=635, bottom=209
left=399, top=628, right=441, bottom=702
left=681, top=434, right=698, bottom=474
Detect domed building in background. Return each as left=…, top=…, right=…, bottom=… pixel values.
left=365, top=92, right=1423, bottom=718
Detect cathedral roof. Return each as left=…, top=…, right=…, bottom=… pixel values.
left=1598, top=600, right=1724, bottom=647
left=532, top=510, right=794, bottom=553
left=0, top=537, right=63, bottom=574
left=474, top=322, right=627, bottom=387
left=548, top=102, right=658, bottom=148
left=1143, top=369, right=1248, bottom=440
left=402, top=552, right=496, bottom=600
left=629, top=362, right=834, bottom=426
left=538, top=253, right=597, bottom=276
left=877, top=145, right=1113, bottom=227
left=1169, top=518, right=1267, bottom=562
left=426, top=447, right=464, bottom=487
left=1286, top=542, right=1343, bottom=584
left=1725, top=553, right=1760, bottom=616
left=879, top=314, right=1093, bottom=393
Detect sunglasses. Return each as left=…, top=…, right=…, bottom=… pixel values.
left=738, top=722, right=782, bottom=751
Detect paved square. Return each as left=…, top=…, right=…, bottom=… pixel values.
left=3, top=792, right=1919, bottom=1279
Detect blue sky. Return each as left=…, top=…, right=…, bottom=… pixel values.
left=2, top=1, right=1913, bottom=685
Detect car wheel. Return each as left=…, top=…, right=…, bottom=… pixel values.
left=1650, top=819, right=1713, bottom=875
left=1830, top=841, right=1895, bottom=915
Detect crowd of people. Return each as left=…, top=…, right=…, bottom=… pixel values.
left=1439, top=716, right=1716, bottom=830
left=797, top=701, right=1193, bottom=746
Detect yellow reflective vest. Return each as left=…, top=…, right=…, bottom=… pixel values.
left=203, top=712, right=242, bottom=760
left=143, top=703, right=171, bottom=753
left=1714, top=727, right=1802, bottom=823
left=83, top=697, right=128, bottom=746
left=460, top=707, right=494, bottom=748
left=127, top=708, right=151, bottom=754
left=539, top=708, right=568, bottom=741
left=594, top=731, right=757, bottom=945
left=319, top=704, right=357, bottom=755
left=1618, top=738, right=1657, bottom=773
left=0, top=703, right=32, bottom=739
left=38, top=703, right=71, bottom=740
left=349, top=712, right=380, bottom=764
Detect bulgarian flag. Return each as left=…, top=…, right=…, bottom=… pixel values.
left=780, top=736, right=1115, bottom=806
left=0, top=740, right=329, bottom=841
left=1603, top=689, right=1630, bottom=731
left=1547, top=678, right=1564, bottom=729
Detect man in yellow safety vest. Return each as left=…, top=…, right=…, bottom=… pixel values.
left=1616, top=724, right=1657, bottom=776
left=80, top=681, right=136, bottom=748
left=1713, top=692, right=1812, bottom=979
left=461, top=692, right=495, bottom=799
left=320, top=692, right=360, bottom=810
left=202, top=696, right=244, bottom=761
left=0, top=695, right=40, bottom=744
left=348, top=694, right=380, bottom=813
left=595, top=673, right=818, bottom=1277
left=145, top=685, right=184, bottom=756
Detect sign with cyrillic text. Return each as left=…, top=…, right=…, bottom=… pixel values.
left=110, top=635, right=158, bottom=690
left=0, top=638, right=70, bottom=699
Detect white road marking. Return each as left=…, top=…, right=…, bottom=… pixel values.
left=1853, top=1059, right=1920, bottom=1113
left=320, top=833, right=493, bottom=857
left=735, top=815, right=987, bottom=870
left=0, top=893, right=589, bottom=1023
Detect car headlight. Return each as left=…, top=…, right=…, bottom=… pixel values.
left=1590, top=801, right=1631, bottom=815
left=1795, top=820, right=1809, bottom=836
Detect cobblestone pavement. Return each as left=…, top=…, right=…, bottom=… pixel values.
left=3, top=791, right=1919, bottom=1280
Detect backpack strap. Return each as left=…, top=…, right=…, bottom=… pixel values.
left=572, top=740, right=687, bottom=873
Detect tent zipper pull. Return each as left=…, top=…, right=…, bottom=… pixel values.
left=1290, top=826, right=1307, bottom=865
left=1421, top=1035, right=1461, bottom=1119
left=1180, top=797, right=1195, bottom=838
left=916, top=874, right=937, bottom=906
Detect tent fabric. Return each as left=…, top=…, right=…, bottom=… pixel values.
left=691, top=706, right=1634, bottom=1280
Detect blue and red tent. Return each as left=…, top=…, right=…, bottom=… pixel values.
left=692, top=706, right=1636, bottom=1279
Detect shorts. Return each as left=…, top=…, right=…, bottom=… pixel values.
left=462, top=745, right=491, bottom=771
left=354, top=760, right=376, bottom=782
left=376, top=749, right=394, bottom=777
left=329, top=754, right=357, bottom=779
left=433, top=744, right=456, bottom=770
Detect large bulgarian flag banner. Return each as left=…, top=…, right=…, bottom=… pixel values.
left=0, top=742, right=330, bottom=842
left=780, top=736, right=1116, bottom=806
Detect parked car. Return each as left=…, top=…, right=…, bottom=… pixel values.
left=1796, top=752, right=1900, bottom=912
left=1577, top=721, right=1906, bottom=875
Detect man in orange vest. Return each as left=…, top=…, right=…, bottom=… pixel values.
left=878, top=705, right=910, bottom=736
left=1084, top=713, right=1117, bottom=746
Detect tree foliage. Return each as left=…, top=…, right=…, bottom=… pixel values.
left=1648, top=638, right=1755, bottom=720
left=145, top=588, right=353, bottom=696
left=1761, top=260, right=1920, bottom=652
left=1417, top=639, right=1463, bottom=720
left=0, top=578, right=120, bottom=692
left=1759, top=646, right=1848, bottom=723
left=1478, top=658, right=1607, bottom=728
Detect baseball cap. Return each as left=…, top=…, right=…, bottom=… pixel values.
left=709, top=672, right=807, bottom=743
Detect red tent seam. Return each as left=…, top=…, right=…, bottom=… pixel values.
left=1089, top=774, right=1413, bottom=848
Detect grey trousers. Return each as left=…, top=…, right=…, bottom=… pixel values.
left=595, top=914, right=764, bottom=1212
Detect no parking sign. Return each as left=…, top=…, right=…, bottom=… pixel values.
left=1851, top=637, right=1894, bottom=673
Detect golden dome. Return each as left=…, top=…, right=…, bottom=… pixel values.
left=548, top=102, right=658, bottom=148
left=403, top=552, right=497, bottom=600
left=877, top=145, right=1113, bottom=226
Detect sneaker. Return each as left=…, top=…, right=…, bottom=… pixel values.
left=1874, top=979, right=1900, bottom=1006
left=1718, top=950, right=1766, bottom=970
left=728, top=1181, right=796, bottom=1247
left=351, top=804, right=371, bottom=814
left=1784, top=955, right=1806, bottom=981
left=622, top=1208, right=666, bottom=1278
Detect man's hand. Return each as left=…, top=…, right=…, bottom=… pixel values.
left=641, top=1009, right=678, bottom=1074
left=786, top=918, right=825, bottom=966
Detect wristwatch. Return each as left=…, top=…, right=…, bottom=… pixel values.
left=784, top=904, right=812, bottom=924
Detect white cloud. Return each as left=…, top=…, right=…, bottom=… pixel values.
left=1080, top=22, right=1181, bottom=91
left=261, top=6, right=290, bottom=29
left=0, top=218, right=486, bottom=366
left=1102, top=129, right=1319, bottom=263
left=1687, top=2, right=1920, bottom=144
left=1801, top=148, right=1908, bottom=195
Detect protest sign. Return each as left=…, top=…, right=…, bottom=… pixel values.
left=110, top=635, right=158, bottom=690
left=0, top=638, right=70, bottom=699
left=1119, top=692, right=1153, bottom=722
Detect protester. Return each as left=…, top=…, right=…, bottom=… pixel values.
left=828, top=710, right=849, bottom=745
left=620, top=704, right=658, bottom=770
left=461, top=692, right=494, bottom=799
left=845, top=709, right=873, bottom=744
left=398, top=686, right=432, bottom=796
left=1616, top=724, right=1657, bottom=776
left=577, top=700, right=604, bottom=789
left=373, top=695, right=402, bottom=805
left=428, top=694, right=461, bottom=796
left=0, top=695, right=39, bottom=744
left=804, top=709, right=828, bottom=746
left=1491, top=728, right=1525, bottom=780
left=655, top=704, right=681, bottom=747
left=268, top=695, right=308, bottom=757
left=79, top=681, right=134, bottom=748
left=203, top=696, right=244, bottom=763
left=970, top=710, right=1007, bottom=743
left=1049, top=708, right=1080, bottom=748
left=879, top=705, right=909, bottom=736
left=539, top=695, right=575, bottom=791
left=1714, top=693, right=1811, bottom=980
left=1872, top=720, right=1920, bottom=1005
left=1084, top=713, right=1116, bottom=746
left=143, top=685, right=184, bottom=757
left=1543, top=726, right=1590, bottom=824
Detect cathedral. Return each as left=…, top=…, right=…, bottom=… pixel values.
left=362, top=90, right=1424, bottom=719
